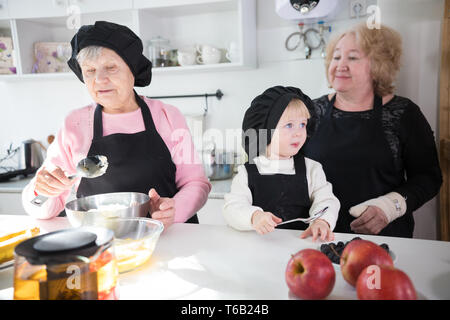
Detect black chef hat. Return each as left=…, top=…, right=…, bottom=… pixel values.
left=67, top=21, right=152, bottom=87
left=242, top=85, right=314, bottom=159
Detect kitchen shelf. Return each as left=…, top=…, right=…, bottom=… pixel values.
left=0, top=61, right=251, bottom=82
left=153, top=62, right=252, bottom=74
left=0, top=0, right=256, bottom=82
left=0, top=72, right=76, bottom=82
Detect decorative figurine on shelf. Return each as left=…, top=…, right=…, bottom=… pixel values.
left=0, top=37, right=16, bottom=74
left=32, top=42, right=72, bottom=73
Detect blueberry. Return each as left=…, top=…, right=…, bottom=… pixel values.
left=337, top=241, right=344, bottom=247
left=380, top=243, right=390, bottom=252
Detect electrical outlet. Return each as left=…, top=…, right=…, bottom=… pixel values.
left=350, top=0, right=367, bottom=18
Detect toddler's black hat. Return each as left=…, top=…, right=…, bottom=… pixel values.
left=242, top=85, right=314, bottom=158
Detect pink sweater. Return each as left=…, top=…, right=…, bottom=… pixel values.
left=22, top=96, right=211, bottom=222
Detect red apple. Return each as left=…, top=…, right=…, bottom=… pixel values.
left=356, top=264, right=417, bottom=300
left=340, top=240, right=393, bottom=287
left=285, top=249, right=335, bottom=300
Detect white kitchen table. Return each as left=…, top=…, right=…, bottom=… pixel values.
left=0, top=215, right=449, bottom=300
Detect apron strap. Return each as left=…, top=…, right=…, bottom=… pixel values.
left=244, top=162, right=258, bottom=175
left=293, top=153, right=306, bottom=177
left=326, top=93, right=383, bottom=119
left=93, top=104, right=103, bottom=140
left=325, top=94, right=336, bottom=119
left=92, top=91, right=157, bottom=140
left=134, top=90, right=157, bottom=133
left=372, top=94, right=383, bottom=119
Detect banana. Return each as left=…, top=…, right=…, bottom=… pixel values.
left=0, top=227, right=40, bottom=264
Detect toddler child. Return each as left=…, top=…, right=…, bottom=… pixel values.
left=223, top=86, right=340, bottom=241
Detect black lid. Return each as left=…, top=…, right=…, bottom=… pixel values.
left=15, top=227, right=114, bottom=266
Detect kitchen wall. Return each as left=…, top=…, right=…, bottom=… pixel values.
left=377, top=0, right=445, bottom=240
left=0, top=0, right=445, bottom=239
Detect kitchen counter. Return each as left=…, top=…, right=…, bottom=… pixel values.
left=0, top=176, right=229, bottom=217
left=0, top=177, right=34, bottom=215
left=1, top=215, right=449, bottom=300
left=0, top=176, right=231, bottom=199
left=0, top=176, right=33, bottom=193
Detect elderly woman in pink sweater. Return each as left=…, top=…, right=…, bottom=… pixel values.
left=22, top=21, right=211, bottom=229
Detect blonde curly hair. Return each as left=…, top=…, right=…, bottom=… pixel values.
left=324, top=23, right=403, bottom=97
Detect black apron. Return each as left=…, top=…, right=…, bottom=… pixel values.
left=245, top=154, right=311, bottom=230
left=302, top=94, right=412, bottom=237
left=76, top=91, right=198, bottom=223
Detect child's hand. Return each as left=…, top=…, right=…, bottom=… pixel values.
left=251, top=210, right=282, bottom=235
left=300, top=219, right=335, bottom=242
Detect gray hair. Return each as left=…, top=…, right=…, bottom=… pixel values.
left=76, top=45, right=104, bottom=65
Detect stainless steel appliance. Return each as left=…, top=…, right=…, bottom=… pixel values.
left=202, top=143, right=237, bottom=181
left=0, top=139, right=45, bottom=182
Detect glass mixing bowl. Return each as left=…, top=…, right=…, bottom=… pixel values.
left=83, top=217, right=164, bottom=274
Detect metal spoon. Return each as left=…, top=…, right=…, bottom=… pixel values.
left=30, top=155, right=108, bottom=207
left=276, top=206, right=328, bottom=227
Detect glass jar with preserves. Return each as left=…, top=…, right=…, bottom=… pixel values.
left=147, top=36, right=171, bottom=67
left=13, top=227, right=119, bottom=300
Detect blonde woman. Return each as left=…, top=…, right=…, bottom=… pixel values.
left=302, top=23, right=442, bottom=237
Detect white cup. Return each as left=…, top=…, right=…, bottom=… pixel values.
left=196, top=44, right=220, bottom=56
left=226, top=50, right=239, bottom=62
left=197, top=52, right=221, bottom=64
left=177, top=51, right=196, bottom=66
left=226, top=42, right=239, bottom=62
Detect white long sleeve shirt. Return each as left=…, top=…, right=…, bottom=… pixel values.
left=223, top=155, right=340, bottom=231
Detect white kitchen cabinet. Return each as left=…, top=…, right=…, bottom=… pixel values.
left=0, top=177, right=31, bottom=215
left=133, top=0, right=229, bottom=9
left=137, top=0, right=256, bottom=73
left=7, top=0, right=133, bottom=19
left=74, top=0, right=133, bottom=14
left=0, top=0, right=9, bottom=19
left=0, top=192, right=27, bottom=215
left=197, top=198, right=227, bottom=226
left=11, top=10, right=138, bottom=75
left=0, top=0, right=256, bottom=81
left=0, top=18, right=11, bottom=35
left=8, top=0, right=68, bottom=19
